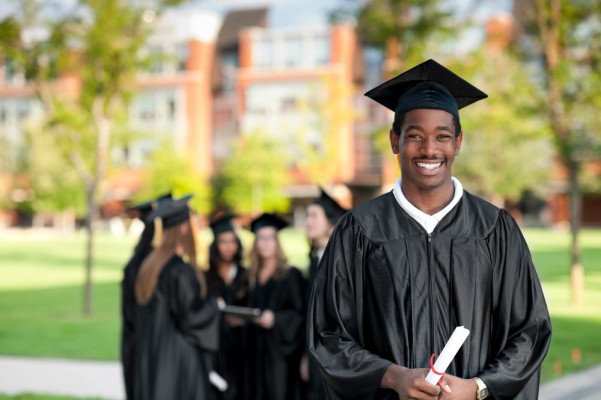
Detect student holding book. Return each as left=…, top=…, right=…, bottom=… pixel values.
left=244, top=213, right=306, bottom=400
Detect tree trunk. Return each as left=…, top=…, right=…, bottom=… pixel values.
left=568, top=162, right=584, bottom=306
left=83, top=186, right=96, bottom=315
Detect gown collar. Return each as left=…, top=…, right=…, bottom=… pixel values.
left=392, top=177, right=464, bottom=234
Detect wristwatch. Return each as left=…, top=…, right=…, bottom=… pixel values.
left=472, top=377, right=489, bottom=399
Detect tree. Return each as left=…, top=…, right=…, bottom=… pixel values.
left=353, top=0, right=456, bottom=73
left=449, top=50, right=554, bottom=206
left=515, top=0, right=601, bottom=305
left=294, top=75, right=354, bottom=186
left=214, top=131, right=291, bottom=215
left=0, top=0, right=184, bottom=314
left=134, top=140, right=211, bottom=215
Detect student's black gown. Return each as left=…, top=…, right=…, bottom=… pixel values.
left=207, top=266, right=249, bottom=400
left=133, top=255, right=220, bottom=400
left=308, top=191, right=552, bottom=400
left=120, top=224, right=154, bottom=400
left=305, top=251, right=326, bottom=400
left=244, top=267, right=306, bottom=400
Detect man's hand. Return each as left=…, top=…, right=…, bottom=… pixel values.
left=380, top=365, right=448, bottom=400
left=438, top=374, right=477, bottom=400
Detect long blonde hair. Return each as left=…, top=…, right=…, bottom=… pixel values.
left=135, top=219, right=207, bottom=305
left=248, top=234, right=289, bottom=288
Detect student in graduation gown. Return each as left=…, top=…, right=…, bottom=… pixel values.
left=301, top=188, right=347, bottom=400
left=133, top=195, right=221, bottom=400
left=120, top=192, right=171, bottom=400
left=206, top=213, right=249, bottom=400
left=307, top=60, right=552, bottom=400
left=244, top=213, right=306, bottom=400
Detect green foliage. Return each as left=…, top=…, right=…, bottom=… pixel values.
left=516, top=0, right=601, bottom=172
left=355, top=0, right=456, bottom=67
left=293, top=76, right=354, bottom=185
left=24, top=123, right=86, bottom=215
left=448, top=51, right=554, bottom=201
left=134, top=140, right=211, bottom=214
left=215, top=131, right=291, bottom=214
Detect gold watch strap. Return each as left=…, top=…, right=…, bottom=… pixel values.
left=472, top=377, right=488, bottom=399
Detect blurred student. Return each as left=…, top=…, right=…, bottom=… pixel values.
left=133, top=195, right=221, bottom=400
left=120, top=192, right=171, bottom=400
left=301, top=188, right=347, bottom=400
left=206, top=213, right=249, bottom=400
left=245, top=213, right=306, bottom=400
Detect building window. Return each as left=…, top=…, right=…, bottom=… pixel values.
left=284, top=37, right=303, bottom=67
left=313, top=35, right=330, bottom=66
left=176, top=43, right=188, bottom=72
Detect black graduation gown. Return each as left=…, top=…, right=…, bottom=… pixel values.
left=207, top=266, right=249, bottom=400
left=308, top=191, right=552, bottom=400
left=121, top=234, right=153, bottom=400
left=133, top=255, right=221, bottom=400
left=245, top=267, right=306, bottom=400
left=306, top=251, right=326, bottom=400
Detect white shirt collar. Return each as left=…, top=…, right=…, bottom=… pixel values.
left=392, top=177, right=464, bottom=234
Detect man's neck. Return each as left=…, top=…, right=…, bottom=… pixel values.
left=401, top=180, right=455, bottom=215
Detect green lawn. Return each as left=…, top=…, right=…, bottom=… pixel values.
left=0, top=227, right=599, bottom=384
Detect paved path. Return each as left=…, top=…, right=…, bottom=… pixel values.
left=0, top=355, right=599, bottom=399
left=0, top=356, right=124, bottom=399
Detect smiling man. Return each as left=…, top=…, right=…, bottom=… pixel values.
left=307, top=60, right=552, bottom=400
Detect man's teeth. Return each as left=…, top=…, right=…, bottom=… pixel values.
left=416, top=162, right=442, bottom=170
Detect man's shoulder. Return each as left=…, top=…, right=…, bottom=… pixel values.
left=350, top=191, right=396, bottom=218
left=454, top=191, right=501, bottom=238
left=343, top=192, right=421, bottom=242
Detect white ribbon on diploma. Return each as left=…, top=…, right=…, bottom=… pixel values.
left=425, top=326, right=470, bottom=385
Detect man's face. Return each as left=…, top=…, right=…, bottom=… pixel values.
left=390, top=108, right=462, bottom=193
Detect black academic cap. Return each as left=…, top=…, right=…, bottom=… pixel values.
left=364, top=59, right=487, bottom=121
left=147, top=194, right=193, bottom=229
left=250, top=213, right=289, bottom=233
left=312, top=187, right=347, bottom=226
left=209, top=213, right=236, bottom=236
left=128, top=192, right=172, bottom=221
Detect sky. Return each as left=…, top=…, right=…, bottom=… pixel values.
left=185, top=0, right=514, bottom=28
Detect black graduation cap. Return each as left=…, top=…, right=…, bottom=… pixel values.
left=147, top=194, right=193, bottom=229
left=128, top=192, right=172, bottom=221
left=250, top=213, right=289, bottom=233
left=312, top=187, right=347, bottom=225
left=209, top=213, right=236, bottom=236
left=364, top=59, right=487, bottom=121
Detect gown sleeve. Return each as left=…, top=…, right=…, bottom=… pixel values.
left=273, top=267, right=306, bottom=356
left=480, top=210, right=552, bottom=399
left=307, top=214, right=393, bottom=399
left=169, top=264, right=221, bottom=352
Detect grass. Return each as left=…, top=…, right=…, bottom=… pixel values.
left=0, top=227, right=599, bottom=384
left=0, top=395, right=104, bottom=400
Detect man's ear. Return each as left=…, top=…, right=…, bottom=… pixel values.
left=389, top=129, right=400, bottom=154
left=455, top=131, right=463, bottom=155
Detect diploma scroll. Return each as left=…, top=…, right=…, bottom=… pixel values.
left=425, top=326, right=470, bottom=385
left=209, top=370, right=228, bottom=392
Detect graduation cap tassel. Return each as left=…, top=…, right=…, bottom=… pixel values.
left=152, top=217, right=163, bottom=249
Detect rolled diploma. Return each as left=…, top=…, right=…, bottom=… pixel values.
left=209, top=370, right=228, bottom=392
left=425, top=326, right=470, bottom=385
